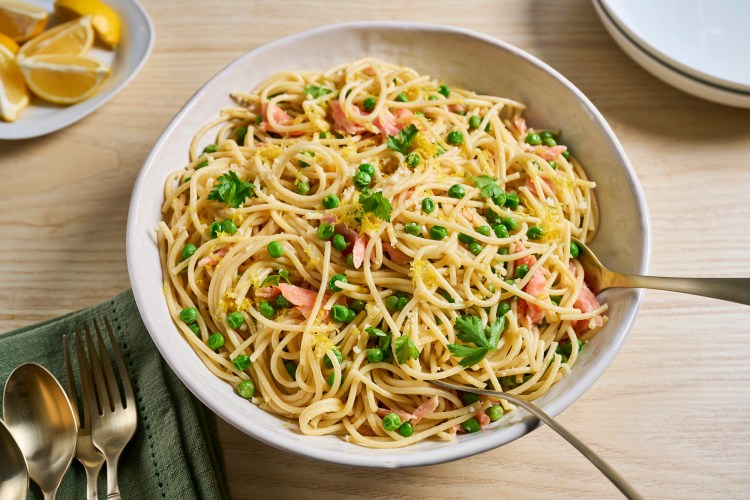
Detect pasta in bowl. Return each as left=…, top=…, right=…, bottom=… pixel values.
left=128, top=23, right=649, bottom=466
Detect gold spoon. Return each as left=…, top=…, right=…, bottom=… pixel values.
left=433, top=380, right=642, bottom=499
left=0, top=418, right=28, bottom=500
left=3, top=363, right=78, bottom=500
left=574, top=239, right=750, bottom=305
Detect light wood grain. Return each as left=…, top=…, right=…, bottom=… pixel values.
left=2, top=0, right=750, bottom=498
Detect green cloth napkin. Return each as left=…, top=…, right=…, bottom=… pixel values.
left=0, top=290, right=229, bottom=500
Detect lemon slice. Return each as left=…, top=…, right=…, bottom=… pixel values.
left=54, top=0, right=120, bottom=48
left=0, top=44, right=29, bottom=121
left=18, top=15, right=94, bottom=59
left=19, top=53, right=109, bottom=104
left=0, top=32, right=19, bottom=54
left=0, top=0, right=49, bottom=42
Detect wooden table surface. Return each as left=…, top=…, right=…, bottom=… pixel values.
left=2, top=0, right=750, bottom=498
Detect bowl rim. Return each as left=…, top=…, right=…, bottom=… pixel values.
left=126, top=21, right=651, bottom=468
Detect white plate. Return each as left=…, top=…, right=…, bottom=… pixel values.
left=127, top=22, right=651, bottom=468
left=0, top=0, right=153, bottom=140
left=598, top=0, right=750, bottom=94
left=594, top=0, right=750, bottom=109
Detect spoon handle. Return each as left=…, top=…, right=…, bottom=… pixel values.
left=610, top=275, right=750, bottom=306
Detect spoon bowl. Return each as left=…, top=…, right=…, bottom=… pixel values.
left=3, top=363, right=78, bottom=499
left=0, top=418, right=28, bottom=500
left=573, top=239, right=750, bottom=306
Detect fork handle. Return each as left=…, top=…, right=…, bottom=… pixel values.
left=105, top=452, right=122, bottom=500
left=85, top=461, right=103, bottom=500
left=608, top=274, right=750, bottom=306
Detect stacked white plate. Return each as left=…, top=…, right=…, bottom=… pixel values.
left=593, top=0, right=750, bottom=108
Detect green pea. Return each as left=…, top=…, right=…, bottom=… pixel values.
left=222, top=219, right=237, bottom=235
left=570, top=242, right=580, bottom=259
left=181, top=243, right=197, bottom=260
left=235, top=127, right=247, bottom=145
left=525, top=133, right=542, bottom=145
left=363, top=97, right=376, bottom=112
left=461, top=392, right=480, bottom=405
left=548, top=160, right=557, bottom=170
left=506, top=279, right=515, bottom=286
left=428, top=95, right=439, bottom=101
left=504, top=193, right=520, bottom=210
left=179, top=308, right=198, bottom=323
left=232, top=354, right=251, bottom=371
left=421, top=197, right=435, bottom=214
left=317, top=223, right=335, bottom=240
left=367, top=347, right=384, bottom=363
left=399, top=421, right=414, bottom=437
left=353, top=170, right=371, bottom=189
left=527, top=226, right=544, bottom=240
left=345, top=308, right=356, bottom=322
left=327, top=372, right=337, bottom=387
left=203, top=144, right=218, bottom=154
left=501, top=217, right=518, bottom=230
left=515, top=264, right=529, bottom=279
left=319, top=131, right=330, bottom=139
left=405, top=222, right=422, bottom=236
left=359, top=163, right=375, bottom=176
left=296, top=181, right=310, bottom=195
left=468, top=242, right=483, bottom=255
left=236, top=380, right=254, bottom=398
left=550, top=294, right=562, bottom=305
left=332, top=234, right=349, bottom=251
left=395, top=93, right=409, bottom=102
left=469, top=115, right=481, bottom=129
left=405, top=152, right=421, bottom=167
left=329, top=274, right=347, bottom=292
left=458, top=233, right=474, bottom=244
left=331, top=304, right=349, bottom=322
left=562, top=150, right=571, bottom=160
left=430, top=226, right=448, bottom=240
left=540, top=131, right=553, bottom=140
left=448, top=184, right=465, bottom=198
left=209, top=221, right=222, bottom=238
left=486, top=405, right=504, bottom=422
left=187, top=322, right=200, bottom=336
left=298, top=150, right=314, bottom=168
left=385, top=295, right=399, bottom=312
left=446, top=131, right=463, bottom=145
left=275, top=294, right=291, bottom=309
left=498, top=301, right=511, bottom=316
left=493, top=224, right=509, bottom=238
left=227, top=311, right=244, bottom=329
left=324, top=347, right=343, bottom=368
left=284, top=361, right=297, bottom=380
left=396, top=296, right=409, bottom=311
left=207, top=332, right=224, bottom=350
left=255, top=114, right=262, bottom=125
left=438, top=84, right=451, bottom=97
left=492, top=191, right=507, bottom=207
left=258, top=301, right=276, bottom=318
left=461, top=417, right=481, bottom=433
left=322, top=194, right=340, bottom=209
left=497, top=247, right=509, bottom=255
left=476, top=225, right=491, bottom=237
left=350, top=299, right=366, bottom=313
left=267, top=241, right=284, bottom=258
left=346, top=253, right=354, bottom=268
left=383, top=412, right=401, bottom=431
left=542, top=137, right=557, bottom=147
left=197, top=160, right=209, bottom=169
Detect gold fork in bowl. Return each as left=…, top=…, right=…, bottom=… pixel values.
left=64, top=333, right=106, bottom=500
left=573, top=239, right=750, bottom=305
left=75, top=317, right=137, bottom=500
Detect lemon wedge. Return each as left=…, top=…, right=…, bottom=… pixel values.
left=0, top=0, right=49, bottom=42
left=0, top=32, right=19, bottom=54
left=18, top=15, right=94, bottom=59
left=54, top=0, right=120, bottom=48
left=0, top=44, right=29, bottom=121
left=18, top=53, right=109, bottom=104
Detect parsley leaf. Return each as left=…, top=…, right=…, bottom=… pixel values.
left=487, top=316, right=505, bottom=350
left=472, top=175, right=503, bottom=199
left=448, top=344, right=490, bottom=368
left=359, top=191, right=392, bottom=222
left=208, top=171, right=255, bottom=208
left=454, top=314, right=491, bottom=349
left=259, top=269, right=291, bottom=288
left=386, top=124, right=419, bottom=156
left=394, top=336, right=419, bottom=364
left=304, top=84, right=333, bottom=99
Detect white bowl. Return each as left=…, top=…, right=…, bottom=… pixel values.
left=0, top=0, right=154, bottom=140
left=593, top=0, right=750, bottom=109
left=127, top=22, right=651, bottom=468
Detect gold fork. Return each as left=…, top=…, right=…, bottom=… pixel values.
left=74, top=317, right=137, bottom=500
left=64, top=333, right=105, bottom=500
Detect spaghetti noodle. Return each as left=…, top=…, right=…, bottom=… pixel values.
left=158, top=58, right=606, bottom=448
